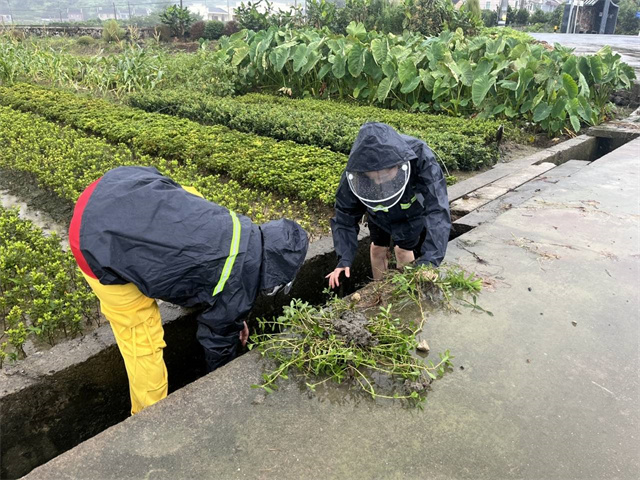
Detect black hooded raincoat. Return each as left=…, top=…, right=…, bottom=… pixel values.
left=70, top=167, right=308, bottom=371
left=331, top=123, right=451, bottom=268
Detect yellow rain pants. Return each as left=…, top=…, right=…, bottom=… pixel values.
left=83, top=273, right=167, bottom=415
left=79, top=186, right=203, bottom=415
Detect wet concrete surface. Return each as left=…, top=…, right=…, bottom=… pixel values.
left=531, top=34, right=640, bottom=78
left=23, top=137, right=640, bottom=479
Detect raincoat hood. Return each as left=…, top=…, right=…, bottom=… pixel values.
left=346, top=122, right=417, bottom=172
left=259, top=219, right=309, bottom=292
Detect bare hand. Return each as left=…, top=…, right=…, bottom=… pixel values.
left=325, top=267, right=350, bottom=289
left=239, top=321, right=249, bottom=347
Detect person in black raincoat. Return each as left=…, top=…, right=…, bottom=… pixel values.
left=326, top=123, right=451, bottom=288
left=70, top=166, right=308, bottom=414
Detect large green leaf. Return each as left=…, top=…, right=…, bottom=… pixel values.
left=475, top=59, right=492, bottom=78
left=353, top=78, right=368, bottom=99
left=420, top=69, right=435, bottom=91
left=533, top=102, right=552, bottom=122
left=363, top=51, right=382, bottom=80
left=562, top=73, right=578, bottom=99
left=456, top=59, right=473, bottom=87
left=376, top=77, right=392, bottom=102
left=301, top=51, right=322, bottom=76
left=569, top=114, right=581, bottom=132
left=317, top=63, right=331, bottom=81
left=292, top=45, right=308, bottom=73
left=398, top=58, right=417, bottom=86
left=382, top=60, right=396, bottom=79
left=550, top=97, right=567, bottom=118
left=271, top=46, right=290, bottom=72
left=577, top=72, right=590, bottom=95
left=590, top=56, right=604, bottom=83
left=400, top=76, right=421, bottom=94
left=332, top=54, right=346, bottom=79
left=346, top=21, right=367, bottom=41
left=232, top=46, right=250, bottom=67
left=348, top=43, right=365, bottom=78
left=371, top=38, right=388, bottom=65
left=472, top=75, right=495, bottom=106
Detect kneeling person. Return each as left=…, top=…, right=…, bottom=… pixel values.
left=327, top=123, right=451, bottom=288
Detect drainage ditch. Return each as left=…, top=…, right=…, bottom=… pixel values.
left=2, top=128, right=638, bottom=479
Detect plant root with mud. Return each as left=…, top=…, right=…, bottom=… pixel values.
left=249, top=264, right=486, bottom=406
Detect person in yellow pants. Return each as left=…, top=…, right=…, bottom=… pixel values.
left=69, top=168, right=308, bottom=415
left=82, top=273, right=168, bottom=415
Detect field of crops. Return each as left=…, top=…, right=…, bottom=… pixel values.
left=0, top=21, right=635, bottom=365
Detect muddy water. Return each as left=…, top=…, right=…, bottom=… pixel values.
left=0, top=188, right=70, bottom=249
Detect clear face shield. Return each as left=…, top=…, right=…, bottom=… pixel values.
left=265, top=280, right=294, bottom=297
left=347, top=162, right=410, bottom=211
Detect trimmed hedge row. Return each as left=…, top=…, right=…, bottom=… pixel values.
left=0, top=206, right=98, bottom=365
left=127, top=90, right=506, bottom=171
left=0, top=105, right=316, bottom=231
left=0, top=83, right=347, bottom=205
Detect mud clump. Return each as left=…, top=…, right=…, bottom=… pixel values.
left=331, top=311, right=378, bottom=348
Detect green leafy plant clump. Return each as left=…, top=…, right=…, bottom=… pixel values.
left=0, top=105, right=318, bottom=233
left=128, top=89, right=509, bottom=171
left=0, top=83, right=346, bottom=206
left=216, top=24, right=635, bottom=135
left=0, top=206, right=99, bottom=367
left=250, top=265, right=486, bottom=406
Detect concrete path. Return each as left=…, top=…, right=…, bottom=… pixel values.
left=531, top=33, right=640, bottom=78
left=25, top=139, right=640, bottom=480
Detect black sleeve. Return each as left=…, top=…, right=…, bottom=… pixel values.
left=411, top=142, right=451, bottom=267
left=330, top=174, right=366, bottom=269
left=195, top=274, right=250, bottom=372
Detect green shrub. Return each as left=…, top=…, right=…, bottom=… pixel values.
left=0, top=205, right=99, bottom=364
left=102, top=19, right=124, bottom=43
left=128, top=89, right=507, bottom=171
left=222, top=20, right=241, bottom=36
left=190, top=20, right=206, bottom=40
left=76, top=35, right=96, bottom=46
left=0, top=104, right=316, bottom=232
left=204, top=20, right=225, bottom=40
left=153, top=24, right=172, bottom=42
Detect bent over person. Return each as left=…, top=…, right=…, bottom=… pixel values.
left=327, top=122, right=451, bottom=288
left=70, top=166, right=308, bottom=414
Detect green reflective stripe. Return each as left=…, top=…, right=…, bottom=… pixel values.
left=400, top=195, right=417, bottom=210
left=371, top=205, right=389, bottom=213
left=212, top=211, right=241, bottom=296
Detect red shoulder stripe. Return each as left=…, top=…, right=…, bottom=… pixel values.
left=69, top=178, right=102, bottom=279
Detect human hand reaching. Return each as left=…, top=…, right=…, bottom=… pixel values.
left=239, top=321, right=249, bottom=347
left=325, top=267, right=350, bottom=289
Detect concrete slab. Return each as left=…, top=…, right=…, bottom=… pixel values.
left=24, top=138, right=640, bottom=479
left=451, top=163, right=556, bottom=215
left=456, top=160, right=590, bottom=228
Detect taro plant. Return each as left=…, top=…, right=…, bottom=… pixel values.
left=250, top=265, right=486, bottom=406
left=215, top=24, right=635, bottom=135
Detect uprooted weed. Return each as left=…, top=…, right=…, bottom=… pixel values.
left=249, top=264, right=487, bottom=406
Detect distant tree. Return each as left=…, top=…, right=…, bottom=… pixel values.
left=616, top=0, right=640, bottom=35
left=506, top=6, right=516, bottom=25
left=482, top=9, right=497, bottom=27
left=530, top=8, right=548, bottom=24
left=549, top=5, right=563, bottom=28
left=160, top=5, right=194, bottom=38
left=515, top=8, right=530, bottom=25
